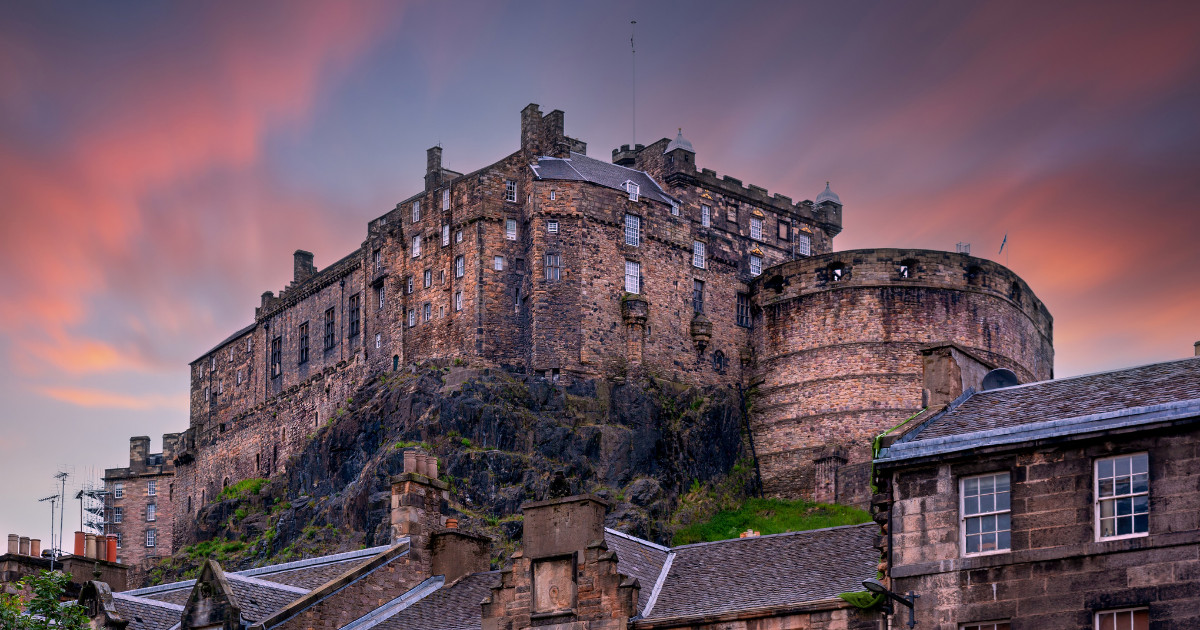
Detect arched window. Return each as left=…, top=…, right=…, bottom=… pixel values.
left=713, top=350, right=727, bottom=373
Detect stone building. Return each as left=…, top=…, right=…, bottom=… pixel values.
left=103, top=434, right=180, bottom=575
left=872, top=355, right=1200, bottom=629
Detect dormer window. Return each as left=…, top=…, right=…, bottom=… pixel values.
left=625, top=181, right=640, bottom=201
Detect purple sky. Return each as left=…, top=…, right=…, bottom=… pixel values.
left=2, top=0, right=1199, bottom=544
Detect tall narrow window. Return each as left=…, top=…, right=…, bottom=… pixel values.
left=373, top=249, right=382, bottom=271
left=145, top=529, right=156, bottom=548
left=671, top=201, right=679, bottom=216
left=236, top=370, right=243, bottom=385
left=442, top=188, right=450, bottom=210
left=749, top=254, right=763, bottom=277
left=147, top=480, right=157, bottom=496
left=324, top=308, right=336, bottom=349
left=406, top=276, right=414, bottom=294
left=797, top=234, right=812, bottom=256
left=624, top=260, right=641, bottom=294
left=454, top=291, right=462, bottom=311
left=423, top=302, right=431, bottom=322
left=693, top=280, right=704, bottom=314
left=1096, top=453, right=1149, bottom=539
left=692, top=241, right=706, bottom=269
left=412, top=200, right=421, bottom=223
left=377, top=284, right=386, bottom=310
left=506, top=218, right=518, bottom=240
left=750, top=217, right=763, bottom=240
left=624, top=214, right=640, bottom=247
left=348, top=293, right=361, bottom=338
left=438, top=270, right=445, bottom=284
left=961, top=473, right=1011, bottom=555
left=408, top=309, right=416, bottom=327
left=146, top=504, right=156, bottom=522
left=412, top=235, right=421, bottom=258
left=374, top=333, right=381, bottom=349
left=424, top=270, right=432, bottom=288
left=736, top=294, right=752, bottom=328
left=442, top=224, right=450, bottom=246
left=455, top=255, right=465, bottom=278
left=113, top=484, right=124, bottom=499
left=1095, top=609, right=1148, bottom=630
left=455, top=229, right=463, bottom=243
left=112, top=507, right=123, bottom=523
left=298, top=322, right=309, bottom=364
left=494, top=256, right=505, bottom=271
left=545, top=253, right=562, bottom=281
left=505, top=179, right=517, bottom=202
left=701, top=204, right=711, bottom=227
left=270, top=336, right=282, bottom=377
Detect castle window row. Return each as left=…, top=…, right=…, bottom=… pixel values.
left=412, top=200, right=421, bottom=223
left=624, top=260, right=641, bottom=294
left=624, top=214, right=640, bottom=247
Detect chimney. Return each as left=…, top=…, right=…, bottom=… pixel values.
left=920, top=343, right=995, bottom=409
left=85, top=533, right=97, bottom=559
left=18, top=536, right=30, bottom=555
left=1194, top=340, right=1199, bottom=357
left=7, top=534, right=17, bottom=554
left=106, top=535, right=118, bottom=563
left=130, top=436, right=151, bottom=472
left=430, top=529, right=491, bottom=584
left=29, top=539, right=40, bottom=557
left=75, top=531, right=85, bottom=556
left=520, top=494, right=608, bottom=559
left=95, top=536, right=106, bottom=562
left=813, top=447, right=847, bottom=504
left=520, top=103, right=543, bottom=155
left=390, top=449, right=449, bottom=569
left=163, top=432, right=182, bottom=464
left=425, top=146, right=443, bottom=191
left=293, top=250, right=316, bottom=284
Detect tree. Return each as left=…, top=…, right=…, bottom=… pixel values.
left=0, top=570, right=89, bottom=630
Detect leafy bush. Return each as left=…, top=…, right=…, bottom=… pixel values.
left=0, top=570, right=89, bottom=630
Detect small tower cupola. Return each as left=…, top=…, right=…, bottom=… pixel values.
left=664, top=127, right=694, bottom=154
left=815, top=181, right=841, bottom=206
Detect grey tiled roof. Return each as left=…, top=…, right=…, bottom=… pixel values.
left=644, top=524, right=878, bottom=620
left=224, top=574, right=308, bottom=623
left=240, top=545, right=389, bottom=590
left=373, top=572, right=500, bottom=630
left=880, top=358, right=1200, bottom=462
left=604, top=528, right=669, bottom=612
left=111, top=593, right=183, bottom=630
left=138, top=587, right=190, bottom=606
left=532, top=152, right=676, bottom=205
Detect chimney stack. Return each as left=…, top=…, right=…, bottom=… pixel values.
left=29, top=539, right=40, bottom=557
left=130, top=436, right=151, bottom=472
left=7, top=534, right=17, bottom=554
left=106, top=535, right=118, bottom=562
left=74, top=531, right=85, bottom=556
left=1194, top=340, right=1199, bottom=357
left=19, top=536, right=30, bottom=555
left=85, top=533, right=97, bottom=559
left=390, top=449, right=449, bottom=570
left=430, top=528, right=491, bottom=584
left=293, top=250, right=316, bottom=284
left=920, top=343, right=996, bottom=409
left=425, top=146, right=443, bottom=190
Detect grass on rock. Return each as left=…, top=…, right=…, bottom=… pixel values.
left=672, top=498, right=871, bottom=545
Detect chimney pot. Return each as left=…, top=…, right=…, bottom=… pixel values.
left=403, top=449, right=417, bottom=474
left=95, top=536, right=106, bottom=562
left=106, top=535, right=118, bottom=563
left=30, top=539, right=41, bottom=557
left=74, top=531, right=85, bottom=556
left=85, top=533, right=97, bottom=559
left=294, top=250, right=316, bottom=284
left=19, top=536, right=30, bottom=555
left=7, top=534, right=17, bottom=554
left=446, top=517, right=458, bottom=529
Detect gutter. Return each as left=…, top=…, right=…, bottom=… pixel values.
left=632, top=598, right=853, bottom=629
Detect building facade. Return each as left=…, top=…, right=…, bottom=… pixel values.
left=103, top=434, right=180, bottom=574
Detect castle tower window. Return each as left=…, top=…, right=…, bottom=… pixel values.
left=377, top=284, right=386, bottom=310
left=147, top=480, right=156, bottom=496
left=438, top=270, right=445, bottom=284
left=545, top=252, right=562, bottom=281
left=408, top=308, right=416, bottom=327
left=778, top=221, right=790, bottom=241
left=246, top=337, right=252, bottom=353
left=424, top=269, right=432, bottom=288
left=625, top=180, right=640, bottom=201
left=494, top=256, right=505, bottom=271
left=454, top=291, right=463, bottom=311
left=298, top=322, right=309, bottom=364
left=548, top=220, right=559, bottom=234
left=514, top=287, right=520, bottom=307
left=375, top=333, right=381, bottom=349
left=625, top=214, right=640, bottom=246
left=406, top=276, right=414, bottom=294
left=671, top=201, right=680, bottom=216
left=701, top=204, right=711, bottom=227
left=692, top=241, right=706, bottom=269
left=1095, top=609, right=1148, bottom=630
left=899, top=259, right=918, bottom=279
left=550, top=190, right=556, bottom=200
left=736, top=293, right=752, bottom=328
left=204, top=385, right=210, bottom=401
left=828, top=262, right=846, bottom=281
left=218, top=379, right=223, bottom=394
left=505, top=179, right=517, bottom=202
left=797, top=233, right=812, bottom=256
left=145, top=529, right=155, bottom=548
left=146, top=503, right=156, bottom=522
left=442, top=224, right=450, bottom=246
left=373, top=248, right=382, bottom=272
left=423, top=303, right=432, bottom=322
left=324, top=308, right=336, bottom=349
left=236, top=370, right=243, bottom=385
left=713, top=350, right=726, bottom=373
left=693, top=280, right=704, bottom=314
left=270, top=337, right=282, bottom=377
left=506, top=218, right=518, bottom=240
left=442, top=188, right=450, bottom=211
left=750, top=217, right=763, bottom=241
left=412, top=235, right=422, bottom=258
left=624, top=260, right=641, bottom=294
left=348, top=293, right=361, bottom=337
left=228, top=347, right=233, bottom=363
left=455, top=255, right=465, bottom=278
left=113, top=483, right=124, bottom=499
left=455, top=229, right=463, bottom=243
left=750, top=254, right=763, bottom=277
left=412, top=200, right=421, bottom=223
left=112, top=507, right=122, bottom=523
left=966, top=265, right=983, bottom=285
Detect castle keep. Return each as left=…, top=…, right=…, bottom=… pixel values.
left=116, top=104, right=1051, bottom=555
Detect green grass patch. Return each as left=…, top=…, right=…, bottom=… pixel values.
left=672, top=498, right=871, bottom=546
left=219, top=478, right=268, bottom=500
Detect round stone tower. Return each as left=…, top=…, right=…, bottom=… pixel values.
left=747, top=249, right=1053, bottom=504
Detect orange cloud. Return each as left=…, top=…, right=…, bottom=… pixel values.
left=36, top=386, right=186, bottom=411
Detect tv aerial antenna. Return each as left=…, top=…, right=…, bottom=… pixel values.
left=38, top=494, right=59, bottom=570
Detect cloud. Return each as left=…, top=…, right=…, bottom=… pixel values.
left=36, top=387, right=187, bottom=411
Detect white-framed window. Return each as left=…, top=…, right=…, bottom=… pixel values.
left=455, top=229, right=463, bottom=243
left=412, top=200, right=421, bottom=223
left=624, top=260, right=641, bottom=294
left=115, top=533, right=121, bottom=549
left=406, top=276, right=414, bottom=294
left=424, top=269, right=432, bottom=288
left=454, top=291, right=462, bottom=311
left=692, top=241, right=706, bottom=269
left=147, top=480, right=157, bottom=496
left=625, top=214, right=640, bottom=247
left=749, top=255, right=763, bottom=277
left=750, top=217, right=763, bottom=241
left=455, top=256, right=465, bottom=278
left=373, top=248, right=382, bottom=271
left=228, top=348, right=233, bottom=363
left=408, top=309, right=416, bottom=327
left=671, top=201, right=679, bottom=216
left=505, top=179, right=517, bottom=202
left=550, top=190, right=556, bottom=201
left=113, top=483, right=124, bottom=499
left=701, top=204, right=710, bottom=227
left=236, top=370, right=243, bottom=385
left=204, top=386, right=210, bottom=401
left=1096, top=453, right=1149, bottom=540
left=218, top=379, right=223, bottom=394
left=378, top=284, right=386, bottom=309
left=961, top=623, right=1010, bottom=630
left=625, top=180, right=640, bottom=201
left=797, top=234, right=812, bottom=256
left=412, top=235, right=421, bottom=258
left=375, top=333, right=381, bottom=349
left=961, top=472, right=1011, bottom=555
left=442, top=188, right=450, bottom=210
left=506, top=218, right=517, bottom=240
left=210, top=356, right=215, bottom=369
left=147, top=503, right=156, bottom=522
left=548, top=220, right=558, bottom=234
left=423, top=303, right=431, bottom=321
left=442, top=224, right=450, bottom=246
left=145, top=529, right=155, bottom=548
left=246, top=337, right=252, bottom=352
left=494, top=256, right=504, bottom=271
left=1094, top=608, right=1148, bottom=630
left=438, top=270, right=445, bottom=284
left=112, top=507, right=122, bottom=523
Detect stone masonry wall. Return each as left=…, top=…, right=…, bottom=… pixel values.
left=104, top=438, right=176, bottom=581
left=885, top=426, right=1200, bottom=629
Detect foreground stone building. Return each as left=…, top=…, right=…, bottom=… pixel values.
left=873, top=355, right=1200, bottom=629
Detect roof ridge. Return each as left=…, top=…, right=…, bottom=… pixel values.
left=237, top=544, right=392, bottom=577
left=111, top=592, right=186, bottom=611
left=668, top=522, right=875, bottom=551
left=225, top=572, right=309, bottom=594
left=973, top=355, right=1200, bottom=396
left=605, top=527, right=671, bottom=552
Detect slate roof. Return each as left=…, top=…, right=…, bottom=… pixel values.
left=224, top=574, right=308, bottom=623
left=643, top=523, right=877, bottom=620
left=372, top=572, right=500, bottom=630
left=110, top=593, right=184, bottom=630
left=881, top=357, right=1200, bottom=463
left=531, top=152, right=676, bottom=206
left=604, top=528, right=669, bottom=612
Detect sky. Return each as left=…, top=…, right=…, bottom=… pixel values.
left=1, top=0, right=1198, bottom=544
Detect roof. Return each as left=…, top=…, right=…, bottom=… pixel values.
left=880, top=357, right=1200, bottom=463
left=664, top=129, right=694, bottom=154
left=814, top=181, right=840, bottom=205
left=642, top=523, right=877, bottom=620
left=604, top=528, right=669, bottom=612
left=372, top=572, right=499, bottom=630
left=193, top=321, right=254, bottom=364
left=110, top=593, right=183, bottom=630
left=531, top=152, right=676, bottom=205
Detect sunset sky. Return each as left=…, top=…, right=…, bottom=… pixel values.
left=2, top=1, right=1198, bottom=543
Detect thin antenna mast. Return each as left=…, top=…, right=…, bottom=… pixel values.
left=38, top=494, right=57, bottom=570
left=630, top=20, right=637, bottom=145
